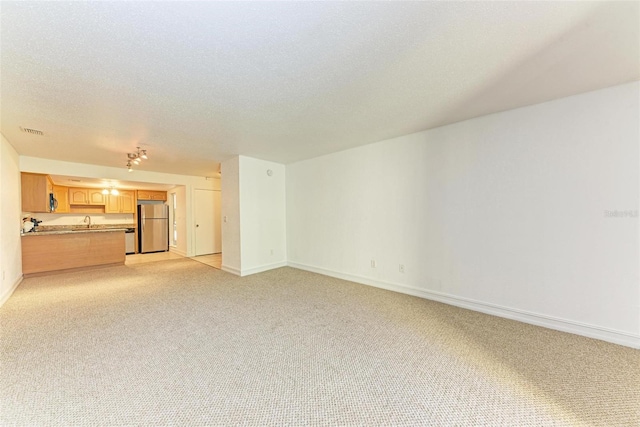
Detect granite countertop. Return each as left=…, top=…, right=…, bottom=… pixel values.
left=22, top=228, right=129, bottom=236
left=21, top=224, right=135, bottom=237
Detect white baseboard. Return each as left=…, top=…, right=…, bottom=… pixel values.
left=169, top=247, right=187, bottom=257
left=223, top=261, right=288, bottom=277
left=221, top=265, right=241, bottom=276
left=241, top=261, right=287, bottom=277
left=0, top=275, right=23, bottom=308
left=288, top=261, right=640, bottom=349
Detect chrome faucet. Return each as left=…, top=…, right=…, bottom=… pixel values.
left=83, top=215, right=92, bottom=229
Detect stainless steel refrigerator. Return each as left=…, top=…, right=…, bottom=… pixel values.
left=138, top=204, right=169, bottom=253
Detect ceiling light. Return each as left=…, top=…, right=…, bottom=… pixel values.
left=125, top=147, right=149, bottom=171
left=102, top=185, right=120, bottom=195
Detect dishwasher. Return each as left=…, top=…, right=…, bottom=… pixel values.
left=125, top=228, right=135, bottom=254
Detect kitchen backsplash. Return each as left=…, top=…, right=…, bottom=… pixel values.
left=24, top=213, right=134, bottom=227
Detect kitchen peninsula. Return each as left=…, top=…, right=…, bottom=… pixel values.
left=21, top=226, right=128, bottom=276
left=20, top=172, right=168, bottom=262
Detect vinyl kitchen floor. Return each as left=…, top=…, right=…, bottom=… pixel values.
left=126, top=251, right=222, bottom=270
left=190, top=253, right=222, bottom=269
left=125, top=251, right=185, bottom=265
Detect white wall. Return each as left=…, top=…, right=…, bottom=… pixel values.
left=213, top=190, right=222, bottom=253
left=239, top=156, right=287, bottom=275
left=0, top=133, right=23, bottom=306
left=221, top=157, right=241, bottom=274
left=169, top=185, right=188, bottom=256
left=286, top=82, right=640, bottom=348
left=221, top=156, right=287, bottom=276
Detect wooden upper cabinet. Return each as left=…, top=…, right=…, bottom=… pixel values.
left=24, top=177, right=160, bottom=214
left=69, top=188, right=106, bottom=205
left=21, top=173, right=54, bottom=213
left=105, top=194, right=119, bottom=213
left=52, top=185, right=70, bottom=213
left=119, top=191, right=135, bottom=212
left=105, top=190, right=135, bottom=213
left=88, top=189, right=106, bottom=205
left=137, top=190, right=166, bottom=201
left=69, top=188, right=89, bottom=204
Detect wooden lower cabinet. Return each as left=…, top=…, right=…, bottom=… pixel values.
left=21, top=231, right=125, bottom=276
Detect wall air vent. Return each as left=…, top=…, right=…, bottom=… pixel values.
left=20, top=127, right=44, bottom=136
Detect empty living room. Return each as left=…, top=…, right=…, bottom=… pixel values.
left=1, top=1, right=638, bottom=426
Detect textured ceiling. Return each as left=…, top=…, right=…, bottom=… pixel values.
left=1, top=1, right=638, bottom=177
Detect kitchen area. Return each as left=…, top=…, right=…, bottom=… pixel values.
left=20, top=172, right=174, bottom=276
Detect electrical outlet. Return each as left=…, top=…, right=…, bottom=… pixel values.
left=371, top=259, right=376, bottom=268
left=399, top=264, right=405, bottom=273
left=270, top=249, right=274, bottom=255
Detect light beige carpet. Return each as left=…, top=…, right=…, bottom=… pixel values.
left=1, top=259, right=638, bottom=426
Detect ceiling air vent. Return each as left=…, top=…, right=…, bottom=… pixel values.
left=20, top=127, right=44, bottom=136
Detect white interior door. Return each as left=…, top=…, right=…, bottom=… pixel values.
left=194, top=189, right=215, bottom=256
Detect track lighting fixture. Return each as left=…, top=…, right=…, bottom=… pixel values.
left=126, top=147, right=148, bottom=171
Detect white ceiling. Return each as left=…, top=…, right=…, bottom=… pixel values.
left=1, top=2, right=638, bottom=177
